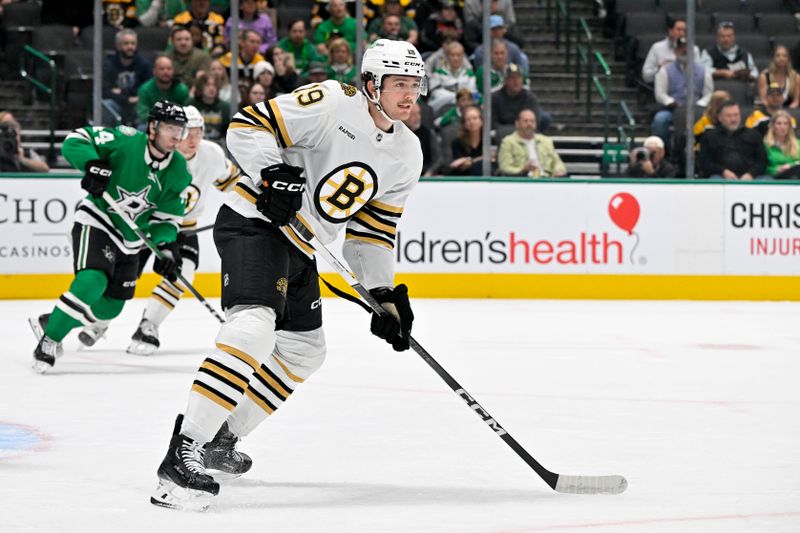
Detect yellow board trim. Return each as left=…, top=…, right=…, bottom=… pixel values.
left=4, top=273, right=800, bottom=300
left=191, top=383, right=235, bottom=411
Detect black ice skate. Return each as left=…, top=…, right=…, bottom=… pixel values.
left=205, top=421, right=253, bottom=480
left=151, top=415, right=220, bottom=511
left=32, top=335, right=61, bottom=374
left=77, top=322, right=108, bottom=347
left=127, top=318, right=160, bottom=355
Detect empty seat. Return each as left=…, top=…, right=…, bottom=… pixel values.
left=713, top=79, right=752, bottom=106
left=758, top=13, right=798, bottom=35
left=618, top=0, right=657, bottom=12
left=625, top=13, right=669, bottom=38
left=32, top=24, right=77, bottom=56
left=78, top=25, right=118, bottom=51
left=735, top=33, right=772, bottom=58
left=1, top=1, right=42, bottom=29
left=667, top=12, right=715, bottom=32
left=700, top=0, right=747, bottom=13
left=745, top=0, right=789, bottom=13
left=135, top=26, right=171, bottom=51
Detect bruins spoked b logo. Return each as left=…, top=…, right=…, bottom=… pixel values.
left=314, top=162, right=378, bottom=223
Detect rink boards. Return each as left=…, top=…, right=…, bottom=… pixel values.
left=1, top=176, right=799, bottom=300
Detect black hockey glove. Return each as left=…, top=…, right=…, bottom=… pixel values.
left=153, top=240, right=181, bottom=282
left=369, top=284, right=414, bottom=352
left=81, top=159, right=112, bottom=198
left=256, top=163, right=305, bottom=226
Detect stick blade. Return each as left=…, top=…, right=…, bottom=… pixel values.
left=555, top=474, right=628, bottom=495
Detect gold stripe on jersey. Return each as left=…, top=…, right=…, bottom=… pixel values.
left=216, top=342, right=259, bottom=373
left=272, top=353, right=305, bottom=383
left=368, top=199, right=404, bottom=216
left=234, top=182, right=259, bottom=204
left=241, top=105, right=277, bottom=137
left=353, top=209, right=397, bottom=238
left=245, top=387, right=276, bottom=414
left=214, top=163, right=241, bottom=191
left=267, top=100, right=294, bottom=148
left=191, top=381, right=236, bottom=411
left=252, top=364, right=292, bottom=400
left=200, top=359, right=249, bottom=392
left=283, top=224, right=316, bottom=256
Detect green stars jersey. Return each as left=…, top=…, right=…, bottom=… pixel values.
left=62, top=125, right=192, bottom=254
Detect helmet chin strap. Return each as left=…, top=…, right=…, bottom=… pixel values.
left=363, top=84, right=396, bottom=125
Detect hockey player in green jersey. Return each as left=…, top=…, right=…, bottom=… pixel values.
left=30, top=100, right=192, bottom=374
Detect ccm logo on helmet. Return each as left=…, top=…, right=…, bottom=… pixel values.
left=271, top=180, right=305, bottom=192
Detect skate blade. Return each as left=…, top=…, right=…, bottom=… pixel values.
left=28, top=317, right=43, bottom=341
left=150, top=479, right=212, bottom=512
left=206, top=469, right=242, bottom=481
left=126, top=341, right=157, bottom=356
left=31, top=359, right=53, bottom=374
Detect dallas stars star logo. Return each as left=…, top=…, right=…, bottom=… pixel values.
left=110, top=185, right=155, bottom=220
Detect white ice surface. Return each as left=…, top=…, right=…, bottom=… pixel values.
left=1, top=297, right=799, bottom=532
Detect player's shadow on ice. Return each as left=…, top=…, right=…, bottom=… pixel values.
left=212, top=479, right=550, bottom=510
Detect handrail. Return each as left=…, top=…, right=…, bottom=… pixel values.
left=616, top=100, right=636, bottom=150
left=575, top=18, right=615, bottom=142
left=19, top=45, right=57, bottom=166
left=554, top=0, right=572, bottom=72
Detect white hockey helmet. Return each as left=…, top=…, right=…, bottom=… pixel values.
left=182, top=105, right=205, bottom=134
left=361, top=39, right=428, bottom=97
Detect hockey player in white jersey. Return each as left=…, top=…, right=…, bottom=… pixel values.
left=151, top=39, right=425, bottom=510
left=126, top=105, right=240, bottom=355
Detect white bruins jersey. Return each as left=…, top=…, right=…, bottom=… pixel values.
left=181, top=139, right=240, bottom=232
left=226, top=79, right=423, bottom=288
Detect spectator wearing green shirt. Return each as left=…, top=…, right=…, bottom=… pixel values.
left=313, top=0, right=358, bottom=57
left=765, top=109, right=800, bottom=178
left=277, top=19, right=320, bottom=76
left=137, top=56, right=190, bottom=127
left=326, top=37, right=358, bottom=84
left=367, top=0, right=418, bottom=46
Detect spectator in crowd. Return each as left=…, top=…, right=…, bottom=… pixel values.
left=305, top=61, right=330, bottom=84
left=698, top=100, right=767, bottom=180
left=102, top=29, right=152, bottom=126
left=497, top=109, right=566, bottom=178
left=136, top=55, right=189, bottom=127
left=173, top=0, right=225, bottom=53
left=652, top=37, right=712, bottom=151
left=641, top=16, right=700, bottom=84
left=463, top=0, right=524, bottom=54
left=765, top=109, right=800, bottom=178
left=419, top=0, right=464, bottom=54
left=370, top=13, right=404, bottom=43
left=136, top=0, right=187, bottom=27
left=224, top=0, right=276, bottom=54
left=278, top=20, right=320, bottom=76
left=464, top=0, right=516, bottom=29
left=700, top=21, right=758, bottom=83
left=363, top=0, right=416, bottom=27
left=264, top=45, right=302, bottom=93
left=252, top=61, right=279, bottom=100
left=404, top=103, right=442, bottom=176
left=0, top=111, right=50, bottom=173
left=449, top=105, right=492, bottom=175
left=475, top=38, right=514, bottom=94
left=758, top=45, right=799, bottom=108
left=208, top=59, right=232, bottom=102
left=314, top=0, right=358, bottom=57
left=693, top=89, right=731, bottom=143
left=625, top=136, right=677, bottom=178
left=435, top=87, right=476, bottom=129
left=189, top=72, right=229, bottom=141
left=220, top=29, right=266, bottom=84
left=102, top=0, right=139, bottom=29
left=326, top=38, right=358, bottom=84
left=310, top=0, right=358, bottom=29
left=491, top=64, right=550, bottom=133
left=245, top=81, right=267, bottom=105
left=471, top=15, right=529, bottom=75
left=427, top=41, right=476, bottom=115
left=367, top=0, right=419, bottom=46
left=746, top=82, right=797, bottom=137
left=166, top=25, right=212, bottom=87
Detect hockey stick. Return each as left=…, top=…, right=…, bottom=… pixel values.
left=288, top=218, right=627, bottom=495
left=102, top=192, right=225, bottom=324
left=182, top=223, right=214, bottom=235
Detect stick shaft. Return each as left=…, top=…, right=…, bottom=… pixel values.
left=101, top=192, right=225, bottom=324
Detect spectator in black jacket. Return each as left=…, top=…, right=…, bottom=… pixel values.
left=102, top=29, right=152, bottom=126
left=491, top=64, right=550, bottom=133
left=698, top=100, right=767, bottom=180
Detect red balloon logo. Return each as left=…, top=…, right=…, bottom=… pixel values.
left=608, top=193, right=640, bottom=235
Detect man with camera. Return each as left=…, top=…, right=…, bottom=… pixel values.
left=625, top=136, right=676, bottom=178
left=0, top=112, right=50, bottom=173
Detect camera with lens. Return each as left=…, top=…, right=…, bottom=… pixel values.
left=0, top=123, right=20, bottom=171
left=633, top=147, right=650, bottom=162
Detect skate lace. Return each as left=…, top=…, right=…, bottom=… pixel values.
left=140, top=320, right=158, bottom=338
left=180, top=439, right=207, bottom=474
